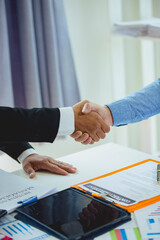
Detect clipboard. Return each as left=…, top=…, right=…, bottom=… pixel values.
left=71, top=159, right=160, bottom=212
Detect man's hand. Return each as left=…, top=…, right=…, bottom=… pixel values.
left=82, top=102, right=113, bottom=126
left=71, top=101, right=113, bottom=144
left=22, top=154, right=77, bottom=178
left=72, top=101, right=110, bottom=142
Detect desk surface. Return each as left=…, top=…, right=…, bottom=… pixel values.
left=14, top=143, right=158, bottom=240
left=14, top=142, right=157, bottom=191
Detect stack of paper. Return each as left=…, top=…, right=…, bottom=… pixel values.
left=0, top=169, right=56, bottom=213
left=114, top=17, right=160, bottom=38
left=148, top=22, right=160, bottom=38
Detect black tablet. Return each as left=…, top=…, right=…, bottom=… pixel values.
left=17, top=188, right=131, bottom=240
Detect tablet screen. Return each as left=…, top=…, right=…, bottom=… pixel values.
left=17, top=188, right=130, bottom=239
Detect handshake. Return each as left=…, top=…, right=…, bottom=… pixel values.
left=71, top=100, right=113, bottom=144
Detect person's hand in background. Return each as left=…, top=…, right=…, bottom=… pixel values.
left=71, top=101, right=113, bottom=144
left=72, top=100, right=110, bottom=143
left=22, top=154, right=77, bottom=178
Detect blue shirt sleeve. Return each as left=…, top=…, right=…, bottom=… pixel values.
left=107, top=78, right=160, bottom=126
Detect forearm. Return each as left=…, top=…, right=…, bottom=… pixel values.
left=107, top=79, right=160, bottom=126
left=0, top=107, right=74, bottom=162
left=0, top=107, right=60, bottom=142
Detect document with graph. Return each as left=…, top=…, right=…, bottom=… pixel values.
left=135, top=201, right=160, bottom=239
left=0, top=213, right=50, bottom=240
left=96, top=214, right=142, bottom=240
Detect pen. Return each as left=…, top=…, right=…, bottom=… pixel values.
left=157, top=164, right=160, bottom=184
left=17, top=196, right=38, bottom=205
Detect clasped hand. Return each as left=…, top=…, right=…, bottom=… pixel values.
left=71, top=100, right=113, bottom=144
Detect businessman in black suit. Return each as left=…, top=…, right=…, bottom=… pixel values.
left=0, top=100, right=109, bottom=178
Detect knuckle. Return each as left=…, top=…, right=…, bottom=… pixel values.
left=42, top=157, right=48, bottom=164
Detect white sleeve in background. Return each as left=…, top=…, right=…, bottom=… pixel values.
left=19, top=107, right=75, bottom=163
left=57, top=107, right=75, bottom=136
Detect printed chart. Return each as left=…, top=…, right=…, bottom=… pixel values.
left=109, top=227, right=142, bottom=240
left=135, top=201, right=160, bottom=240
left=96, top=216, right=142, bottom=240
left=0, top=214, right=50, bottom=240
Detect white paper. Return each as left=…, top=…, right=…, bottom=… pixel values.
left=0, top=213, right=50, bottom=240
left=135, top=201, right=160, bottom=240
left=79, top=161, right=160, bottom=206
left=0, top=169, right=56, bottom=213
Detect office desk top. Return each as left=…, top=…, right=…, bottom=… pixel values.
left=14, top=142, right=157, bottom=191
left=13, top=142, right=159, bottom=239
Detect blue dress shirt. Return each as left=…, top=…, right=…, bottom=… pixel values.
left=107, top=78, right=160, bottom=126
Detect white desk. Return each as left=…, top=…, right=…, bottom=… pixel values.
left=13, top=143, right=159, bottom=239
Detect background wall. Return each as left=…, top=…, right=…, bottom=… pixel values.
left=63, top=0, right=160, bottom=155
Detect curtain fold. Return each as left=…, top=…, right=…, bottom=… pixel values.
left=0, top=0, right=14, bottom=107
left=0, top=0, right=80, bottom=108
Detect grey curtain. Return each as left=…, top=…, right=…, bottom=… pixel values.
left=0, top=0, right=80, bottom=108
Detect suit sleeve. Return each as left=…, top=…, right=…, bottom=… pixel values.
left=0, top=141, right=34, bottom=162
left=0, top=107, right=60, bottom=142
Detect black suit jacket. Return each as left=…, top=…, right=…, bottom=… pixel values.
left=0, top=107, right=60, bottom=161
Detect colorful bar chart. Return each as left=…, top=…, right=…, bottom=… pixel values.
left=0, top=214, right=50, bottom=240
left=96, top=216, right=142, bottom=240
left=109, top=227, right=142, bottom=240
left=135, top=202, right=160, bottom=240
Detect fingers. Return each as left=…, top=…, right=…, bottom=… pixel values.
left=71, top=131, right=93, bottom=144
left=82, top=103, right=92, bottom=114
left=71, top=120, right=108, bottom=144
left=75, top=133, right=90, bottom=142
left=82, top=102, right=113, bottom=127
left=73, top=103, right=109, bottom=141
left=23, top=163, right=36, bottom=178
left=82, top=137, right=93, bottom=145
left=72, top=100, right=111, bottom=144
left=22, top=154, right=77, bottom=177
left=100, top=120, right=110, bottom=133
left=38, top=158, right=77, bottom=175
left=45, top=162, right=70, bottom=175
left=96, top=128, right=106, bottom=139
left=85, top=113, right=108, bottom=141
left=70, top=130, right=82, bottom=139
left=89, top=139, right=95, bottom=144
left=48, top=159, right=77, bottom=174
left=82, top=102, right=96, bottom=114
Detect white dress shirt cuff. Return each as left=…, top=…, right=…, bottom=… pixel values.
left=18, top=149, right=38, bottom=163
left=57, top=107, right=75, bottom=136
